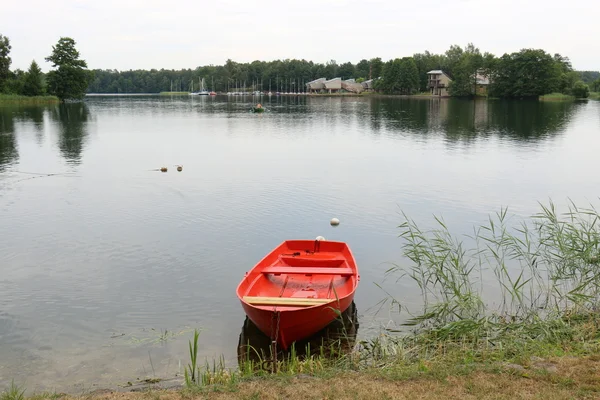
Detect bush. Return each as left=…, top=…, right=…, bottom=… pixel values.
left=571, top=81, right=589, bottom=98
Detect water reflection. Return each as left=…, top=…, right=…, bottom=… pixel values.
left=237, top=302, right=359, bottom=367
left=0, top=107, right=18, bottom=171
left=367, top=98, right=582, bottom=143
left=50, top=103, right=91, bottom=164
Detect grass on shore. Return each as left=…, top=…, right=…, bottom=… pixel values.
left=539, top=92, right=576, bottom=101
left=0, top=94, right=60, bottom=105
left=589, top=92, right=600, bottom=100
left=159, top=92, right=190, bottom=95
left=4, top=200, right=600, bottom=399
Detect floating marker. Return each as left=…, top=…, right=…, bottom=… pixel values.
left=330, top=218, right=340, bottom=226
left=160, top=167, right=168, bottom=172
left=177, top=165, right=183, bottom=172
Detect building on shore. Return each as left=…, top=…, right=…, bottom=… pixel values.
left=427, top=70, right=452, bottom=97
left=323, top=77, right=342, bottom=93
left=474, top=71, right=490, bottom=96
left=342, top=79, right=364, bottom=93
left=306, top=78, right=326, bottom=93
left=361, top=79, right=374, bottom=91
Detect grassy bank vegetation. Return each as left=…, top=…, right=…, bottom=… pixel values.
left=159, top=92, right=190, bottom=95
left=539, top=92, right=575, bottom=101
left=3, top=201, right=600, bottom=399
left=0, top=94, right=59, bottom=105
left=589, top=92, right=600, bottom=100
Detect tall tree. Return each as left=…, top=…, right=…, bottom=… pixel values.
left=369, top=58, right=383, bottom=79
left=22, top=60, right=44, bottom=96
left=0, top=34, right=11, bottom=93
left=448, top=44, right=483, bottom=97
left=397, top=57, right=419, bottom=94
left=355, top=59, right=370, bottom=79
left=45, top=37, right=93, bottom=101
left=338, top=62, right=355, bottom=80
left=490, top=49, right=562, bottom=98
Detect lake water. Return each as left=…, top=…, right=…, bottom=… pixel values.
left=1, top=95, right=599, bottom=393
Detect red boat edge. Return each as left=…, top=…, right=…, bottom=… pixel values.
left=236, top=240, right=359, bottom=350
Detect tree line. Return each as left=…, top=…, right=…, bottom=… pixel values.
left=86, top=43, right=597, bottom=99
left=1, top=33, right=598, bottom=100
left=0, top=34, right=92, bottom=101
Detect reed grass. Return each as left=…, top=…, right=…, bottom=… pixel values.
left=374, top=201, right=600, bottom=359
left=0, top=381, right=25, bottom=400
left=0, top=94, right=59, bottom=105
left=539, top=93, right=575, bottom=101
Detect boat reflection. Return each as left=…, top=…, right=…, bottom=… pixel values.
left=237, top=301, right=359, bottom=366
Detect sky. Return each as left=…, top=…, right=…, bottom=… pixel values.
left=2, top=0, right=599, bottom=72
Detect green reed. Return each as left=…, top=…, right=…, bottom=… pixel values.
left=0, top=381, right=25, bottom=400
left=384, top=200, right=600, bottom=349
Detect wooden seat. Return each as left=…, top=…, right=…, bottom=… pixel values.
left=243, top=296, right=335, bottom=306
left=262, top=266, right=353, bottom=276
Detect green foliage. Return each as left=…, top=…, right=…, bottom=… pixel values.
left=391, top=201, right=600, bottom=334
left=0, top=380, right=25, bottom=400
left=355, top=59, right=370, bottom=79
left=489, top=49, right=564, bottom=98
left=3, top=69, right=25, bottom=95
left=369, top=57, right=383, bottom=79
left=571, top=81, right=589, bottom=98
left=448, top=44, right=484, bottom=97
left=0, top=34, right=11, bottom=93
left=377, top=57, right=419, bottom=94
left=590, top=78, right=600, bottom=93
left=578, top=70, right=600, bottom=84
left=22, top=60, right=44, bottom=96
left=184, top=329, right=200, bottom=386
left=338, top=62, right=355, bottom=80
left=0, top=94, right=59, bottom=104
left=45, top=37, right=92, bottom=101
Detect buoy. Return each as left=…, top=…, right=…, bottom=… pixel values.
left=316, top=236, right=325, bottom=241
left=177, top=165, right=183, bottom=172
left=160, top=167, right=168, bottom=172
left=330, top=218, right=340, bottom=226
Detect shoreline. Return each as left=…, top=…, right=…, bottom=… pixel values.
left=0, top=94, right=60, bottom=105
left=5, top=352, right=599, bottom=399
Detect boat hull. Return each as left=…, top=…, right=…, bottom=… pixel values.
left=240, top=295, right=354, bottom=349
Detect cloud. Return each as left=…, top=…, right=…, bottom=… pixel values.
left=1, top=0, right=598, bottom=71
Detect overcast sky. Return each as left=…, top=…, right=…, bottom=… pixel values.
left=2, top=0, right=599, bottom=72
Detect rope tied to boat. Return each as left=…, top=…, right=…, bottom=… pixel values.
left=269, top=308, right=280, bottom=373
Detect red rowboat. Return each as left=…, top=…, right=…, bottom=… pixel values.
left=236, top=239, right=359, bottom=350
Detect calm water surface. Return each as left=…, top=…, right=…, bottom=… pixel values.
left=1, top=95, right=599, bottom=392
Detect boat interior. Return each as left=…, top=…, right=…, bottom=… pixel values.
left=238, top=240, right=358, bottom=307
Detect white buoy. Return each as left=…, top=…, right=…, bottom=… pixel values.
left=330, top=218, right=340, bottom=226
left=316, top=236, right=326, bottom=241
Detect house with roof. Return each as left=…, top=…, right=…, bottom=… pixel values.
left=474, top=71, right=490, bottom=96
left=306, top=77, right=326, bottom=93
left=361, top=79, right=374, bottom=91
left=342, top=78, right=364, bottom=93
left=324, top=77, right=342, bottom=93
left=427, top=70, right=452, bottom=96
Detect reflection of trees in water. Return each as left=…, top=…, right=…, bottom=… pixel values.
left=14, top=106, right=48, bottom=145
left=237, top=301, right=359, bottom=368
left=366, top=97, right=583, bottom=144
left=0, top=107, right=18, bottom=171
left=50, top=103, right=90, bottom=164
left=368, top=98, right=430, bottom=134
left=487, top=100, right=581, bottom=140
